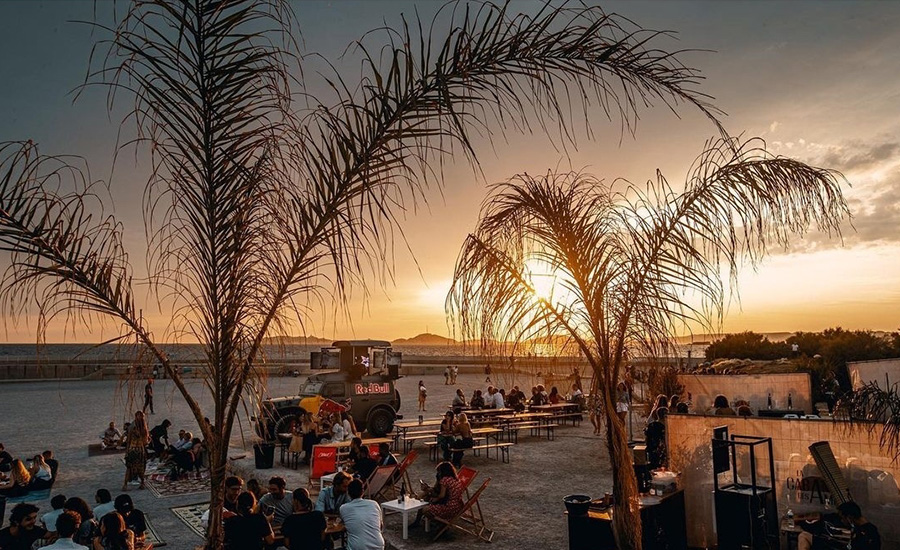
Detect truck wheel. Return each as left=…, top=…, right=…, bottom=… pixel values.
left=272, top=407, right=305, bottom=440
left=367, top=408, right=395, bottom=437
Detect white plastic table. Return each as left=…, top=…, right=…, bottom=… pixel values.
left=380, top=497, right=430, bottom=540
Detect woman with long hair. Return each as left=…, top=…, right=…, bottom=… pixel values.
left=28, top=453, right=53, bottom=490
left=123, top=410, right=149, bottom=490
left=548, top=386, right=561, bottom=404
left=0, top=458, right=31, bottom=496
left=65, top=496, right=97, bottom=546
left=92, top=511, right=135, bottom=550
left=223, top=491, right=274, bottom=550
left=451, top=413, right=474, bottom=468
left=414, top=461, right=465, bottom=526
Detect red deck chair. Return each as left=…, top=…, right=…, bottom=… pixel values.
left=432, top=477, right=493, bottom=542
left=390, top=449, right=419, bottom=494
left=457, top=466, right=478, bottom=495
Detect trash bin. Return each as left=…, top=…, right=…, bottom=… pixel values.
left=253, top=443, right=275, bottom=469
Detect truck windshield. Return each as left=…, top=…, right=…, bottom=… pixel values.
left=300, top=380, right=323, bottom=395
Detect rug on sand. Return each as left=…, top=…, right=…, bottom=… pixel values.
left=170, top=502, right=209, bottom=539
left=146, top=470, right=211, bottom=498
left=88, top=443, right=126, bottom=457
left=144, top=514, right=168, bottom=547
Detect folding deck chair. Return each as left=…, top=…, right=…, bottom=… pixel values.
left=432, top=477, right=493, bottom=542
left=457, top=466, right=478, bottom=495
left=364, top=465, right=397, bottom=501
left=390, top=449, right=418, bottom=494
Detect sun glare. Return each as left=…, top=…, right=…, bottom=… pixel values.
left=524, top=257, right=559, bottom=302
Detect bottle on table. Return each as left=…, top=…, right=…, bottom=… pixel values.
left=399, top=481, right=406, bottom=503
left=786, top=509, right=794, bottom=528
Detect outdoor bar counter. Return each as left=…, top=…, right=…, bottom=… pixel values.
left=566, top=489, right=687, bottom=550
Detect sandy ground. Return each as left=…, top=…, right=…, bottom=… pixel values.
left=0, top=372, right=616, bottom=549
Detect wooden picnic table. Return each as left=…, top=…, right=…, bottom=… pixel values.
left=528, top=402, right=584, bottom=425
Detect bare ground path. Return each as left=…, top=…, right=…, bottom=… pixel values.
left=0, top=372, right=613, bottom=549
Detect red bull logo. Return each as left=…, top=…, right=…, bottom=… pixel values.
left=354, top=382, right=390, bottom=395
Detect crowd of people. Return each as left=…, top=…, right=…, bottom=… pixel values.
left=0, top=447, right=59, bottom=501
left=286, top=411, right=359, bottom=466
left=0, top=490, right=147, bottom=550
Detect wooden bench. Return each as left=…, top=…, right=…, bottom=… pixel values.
left=505, top=422, right=558, bottom=442
left=553, top=412, right=583, bottom=426
left=401, top=432, right=439, bottom=454
left=423, top=441, right=513, bottom=463
left=423, top=437, right=489, bottom=462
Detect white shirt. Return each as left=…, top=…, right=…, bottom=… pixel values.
left=487, top=392, right=504, bottom=409
left=42, top=508, right=64, bottom=531
left=40, top=538, right=88, bottom=549
left=93, top=502, right=116, bottom=519
left=340, top=498, right=384, bottom=550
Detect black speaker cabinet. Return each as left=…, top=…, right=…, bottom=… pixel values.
left=715, top=485, right=778, bottom=550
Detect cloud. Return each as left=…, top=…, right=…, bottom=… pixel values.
left=819, top=140, right=900, bottom=172
left=769, top=121, right=780, bottom=133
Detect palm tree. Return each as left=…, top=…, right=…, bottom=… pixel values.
left=0, top=0, right=730, bottom=547
left=839, top=383, right=900, bottom=463
left=448, top=137, right=849, bottom=548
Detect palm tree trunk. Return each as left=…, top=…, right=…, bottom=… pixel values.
left=203, top=436, right=228, bottom=550
left=605, top=387, right=642, bottom=550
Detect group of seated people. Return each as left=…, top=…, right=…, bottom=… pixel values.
left=0, top=444, right=59, bottom=498
left=288, top=411, right=358, bottom=465
left=213, top=474, right=389, bottom=550
left=147, top=419, right=206, bottom=479
left=449, top=382, right=584, bottom=413
left=0, top=489, right=148, bottom=550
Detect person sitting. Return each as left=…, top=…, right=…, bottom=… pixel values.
left=223, top=492, right=275, bottom=550
left=0, top=443, right=13, bottom=472
left=644, top=407, right=668, bottom=470
left=437, top=411, right=457, bottom=463
left=487, top=386, right=505, bottom=409
left=42, top=510, right=86, bottom=550
left=93, top=489, right=116, bottom=519
left=93, top=511, right=135, bottom=550
left=737, top=404, right=753, bottom=416
left=43, top=449, right=60, bottom=483
left=505, top=387, right=521, bottom=410
left=258, top=476, right=294, bottom=527
left=347, top=437, right=363, bottom=466
left=64, top=497, right=98, bottom=547
left=246, top=478, right=267, bottom=502
left=569, top=384, right=584, bottom=406
left=340, top=479, right=385, bottom=550
left=113, top=494, right=147, bottom=544
left=451, top=389, right=468, bottom=412
left=172, top=437, right=204, bottom=479
left=340, top=412, right=357, bottom=440
left=675, top=402, right=690, bottom=414
left=548, top=386, right=561, bottom=404
left=529, top=386, right=546, bottom=407
left=537, top=384, right=549, bottom=402
left=713, top=394, right=737, bottom=416
left=315, top=471, right=351, bottom=514
left=413, top=462, right=465, bottom=528
left=28, top=453, right=54, bottom=490
left=354, top=446, right=378, bottom=483
left=42, top=494, right=68, bottom=535
left=450, top=413, right=475, bottom=468
left=797, top=501, right=881, bottom=550
left=0, top=459, right=31, bottom=497
left=377, top=442, right=398, bottom=467
left=281, top=488, right=327, bottom=550
left=149, top=419, right=171, bottom=457
left=648, top=394, right=669, bottom=423
left=300, top=412, right=324, bottom=465
left=0, top=503, right=48, bottom=550
left=101, top=423, right=123, bottom=450
left=470, top=390, right=485, bottom=409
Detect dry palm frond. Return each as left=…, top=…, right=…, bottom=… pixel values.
left=838, top=383, right=900, bottom=463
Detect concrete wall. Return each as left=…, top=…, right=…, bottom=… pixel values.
left=849, top=358, right=900, bottom=390
left=677, top=373, right=812, bottom=413
left=667, top=414, right=900, bottom=549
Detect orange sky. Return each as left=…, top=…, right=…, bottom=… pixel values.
left=1, top=1, right=900, bottom=343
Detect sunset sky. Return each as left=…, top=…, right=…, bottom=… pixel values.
left=1, top=1, right=899, bottom=343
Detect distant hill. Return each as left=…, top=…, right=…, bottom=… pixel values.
left=392, top=333, right=459, bottom=346
left=262, top=335, right=333, bottom=346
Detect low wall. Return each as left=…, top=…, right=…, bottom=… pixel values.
left=667, top=414, right=900, bottom=549
left=677, top=373, right=812, bottom=413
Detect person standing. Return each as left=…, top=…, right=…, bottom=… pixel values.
left=142, top=379, right=154, bottom=415
left=340, top=479, right=384, bottom=550
left=444, top=366, right=450, bottom=385
left=280, top=488, right=327, bottom=550
left=122, top=411, right=149, bottom=491
left=417, top=380, right=427, bottom=411
left=451, top=365, right=459, bottom=384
